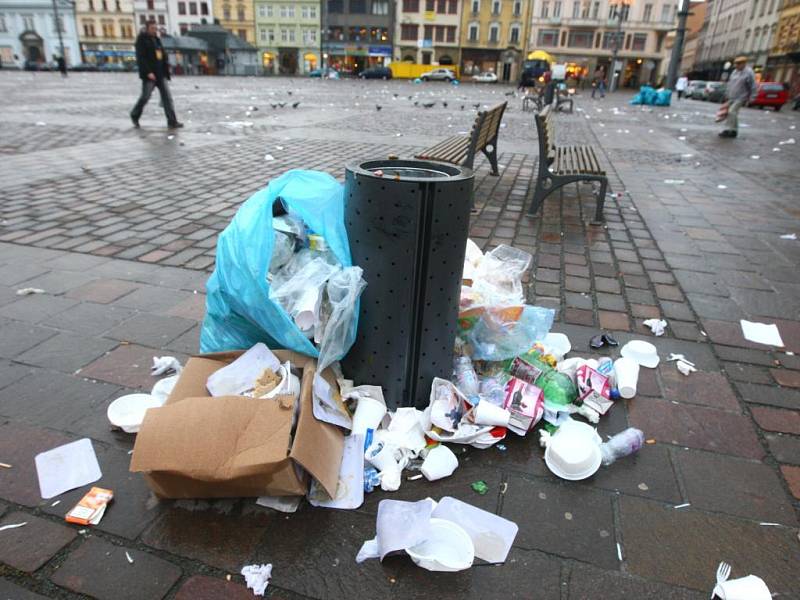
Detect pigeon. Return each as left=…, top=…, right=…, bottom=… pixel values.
left=278, top=102, right=286, bottom=108
left=292, top=101, right=300, bottom=108
left=473, top=103, right=480, bottom=109
left=414, top=101, right=419, bottom=107
left=287, top=91, right=292, bottom=95
left=393, top=93, right=398, bottom=98
left=461, top=105, right=465, bottom=110
left=376, top=105, right=382, bottom=111
left=270, top=103, right=278, bottom=109
left=423, top=102, right=435, bottom=108
left=442, top=101, right=448, bottom=108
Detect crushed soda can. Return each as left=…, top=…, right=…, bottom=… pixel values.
left=576, top=365, right=612, bottom=415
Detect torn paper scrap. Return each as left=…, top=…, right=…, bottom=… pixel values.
left=740, top=320, right=784, bottom=347
left=151, top=356, right=182, bottom=376
left=35, top=438, right=102, bottom=499
left=676, top=361, right=696, bottom=376
left=256, top=495, right=302, bottom=513
left=780, top=233, right=797, bottom=240
left=308, top=433, right=364, bottom=510
left=16, top=288, right=45, bottom=296
left=241, top=564, right=272, bottom=596
left=643, top=319, right=667, bottom=337
left=312, top=372, right=353, bottom=429
left=206, top=343, right=280, bottom=396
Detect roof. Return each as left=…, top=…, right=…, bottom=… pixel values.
left=161, top=35, right=208, bottom=51
left=186, top=24, right=258, bottom=53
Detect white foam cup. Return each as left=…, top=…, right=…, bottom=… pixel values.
left=351, top=395, right=387, bottom=435
left=420, top=445, right=459, bottom=481
left=613, top=357, right=640, bottom=399
left=472, top=401, right=511, bottom=427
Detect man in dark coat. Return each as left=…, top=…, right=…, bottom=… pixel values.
left=130, top=21, right=182, bottom=129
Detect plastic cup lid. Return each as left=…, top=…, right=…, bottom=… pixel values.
left=107, top=393, right=162, bottom=434
left=620, top=340, right=660, bottom=368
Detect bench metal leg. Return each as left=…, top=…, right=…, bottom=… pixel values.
left=593, top=178, right=607, bottom=225
left=482, top=142, right=500, bottom=176
left=529, top=173, right=608, bottom=223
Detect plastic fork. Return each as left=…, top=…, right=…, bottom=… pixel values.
left=711, top=561, right=731, bottom=598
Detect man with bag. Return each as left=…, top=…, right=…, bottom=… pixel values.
left=719, top=56, right=756, bottom=139
left=130, top=21, right=182, bottom=129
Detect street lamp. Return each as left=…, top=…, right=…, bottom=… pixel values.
left=666, top=0, right=691, bottom=90
left=608, top=0, right=630, bottom=92
left=51, top=0, right=70, bottom=72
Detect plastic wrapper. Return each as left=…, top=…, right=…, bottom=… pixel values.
left=471, top=245, right=532, bottom=306
left=467, top=305, right=554, bottom=361
left=316, top=266, right=367, bottom=372
left=269, top=257, right=340, bottom=335
left=268, top=231, right=296, bottom=274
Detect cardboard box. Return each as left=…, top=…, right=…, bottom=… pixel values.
left=130, top=350, right=345, bottom=499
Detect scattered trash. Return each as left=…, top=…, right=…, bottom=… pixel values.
left=616, top=543, right=623, bottom=561
left=620, top=340, right=660, bottom=368
left=0, top=522, right=27, bottom=532
left=256, top=495, right=302, bottom=513
left=0, top=462, right=11, bottom=469
left=66, top=487, right=114, bottom=526
left=420, top=445, right=459, bottom=481
left=750, top=155, right=760, bottom=160
left=740, top=320, right=784, bottom=347
left=643, top=319, right=667, bottom=336
left=780, top=233, right=797, bottom=240
left=15, top=288, right=45, bottom=296
left=107, top=393, right=162, bottom=433
left=471, top=480, right=489, bottom=495
left=589, top=333, right=619, bottom=349
left=151, top=356, right=181, bottom=376
left=663, top=179, right=685, bottom=184
left=673, top=503, right=691, bottom=509
left=600, top=428, right=644, bottom=465
left=35, top=438, right=102, bottom=499
left=710, top=563, right=770, bottom=600
left=614, top=357, right=639, bottom=398
left=241, top=564, right=273, bottom=596
left=125, top=551, right=134, bottom=564
left=759, top=522, right=781, bottom=526
left=264, top=154, right=275, bottom=161
left=717, top=185, right=727, bottom=189
left=778, top=137, right=795, bottom=144
left=544, top=419, right=602, bottom=480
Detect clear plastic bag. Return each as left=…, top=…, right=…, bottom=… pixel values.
left=467, top=305, right=555, bottom=361
left=269, top=257, right=341, bottom=335
left=472, top=245, right=532, bottom=306
left=316, top=266, right=367, bottom=371
left=268, top=231, right=296, bottom=275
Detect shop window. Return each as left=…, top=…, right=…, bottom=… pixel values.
left=158, top=14, right=165, bottom=24
left=179, top=22, right=188, bottom=33
left=631, top=33, right=646, bottom=51
left=400, top=23, right=418, bottom=40
left=537, top=28, right=558, bottom=46
left=422, top=51, right=431, bottom=64
left=567, top=30, right=592, bottom=47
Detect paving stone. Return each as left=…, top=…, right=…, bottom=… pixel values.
left=598, top=311, right=630, bottom=331
left=765, top=433, right=800, bottom=465
left=0, top=294, right=78, bottom=324
left=51, top=537, right=182, bottom=600
left=142, top=506, right=270, bottom=571
left=17, top=332, right=118, bottom=373
left=626, top=288, right=657, bottom=305
left=0, top=511, right=76, bottom=572
left=771, top=368, right=800, bottom=388
left=0, top=580, right=49, bottom=600
left=672, top=270, right=729, bottom=297
left=721, top=361, right=774, bottom=385
left=0, top=423, right=76, bottom=506
left=19, top=270, right=98, bottom=295
left=630, top=303, right=661, bottom=319
left=659, top=300, right=695, bottom=321
left=105, top=312, right=195, bottom=347
left=0, top=263, right=51, bottom=286
left=702, top=319, right=771, bottom=350
left=658, top=368, right=740, bottom=411
left=174, top=576, right=255, bottom=600
left=565, top=292, right=594, bottom=310
left=734, top=382, right=800, bottom=410
left=686, top=294, right=745, bottom=321
left=627, top=398, right=764, bottom=459
left=567, top=562, right=706, bottom=600
left=620, top=495, right=800, bottom=594
left=501, top=475, right=618, bottom=569
left=751, top=406, right=800, bottom=434
left=66, top=278, right=140, bottom=304
left=596, top=293, right=626, bottom=311
left=0, top=359, right=34, bottom=391
left=564, top=308, right=595, bottom=326
left=113, top=285, right=194, bottom=313
left=677, top=450, right=795, bottom=524
left=781, top=465, right=800, bottom=499
left=163, top=293, right=206, bottom=321
left=714, top=345, right=776, bottom=367
left=42, top=302, right=137, bottom=336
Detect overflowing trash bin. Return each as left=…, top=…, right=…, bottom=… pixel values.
left=340, top=160, right=474, bottom=410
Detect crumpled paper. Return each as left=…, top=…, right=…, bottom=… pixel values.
left=151, top=356, right=182, bottom=376
left=16, top=288, right=45, bottom=296
left=643, top=319, right=667, bottom=336
left=667, top=353, right=697, bottom=376
left=241, top=564, right=272, bottom=596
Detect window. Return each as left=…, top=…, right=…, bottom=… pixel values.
left=643, top=3, right=652, bottom=21
left=260, top=27, right=268, bottom=41
left=489, top=23, right=499, bottom=41
left=0, top=14, right=6, bottom=33
left=631, top=32, right=646, bottom=50
left=22, top=14, right=35, bottom=30
left=436, top=0, right=446, bottom=13
left=179, top=22, right=188, bottom=33
left=82, top=20, right=95, bottom=36
left=541, top=1, right=549, bottom=16
left=223, top=5, right=230, bottom=18
left=258, top=4, right=267, bottom=17
left=624, top=32, right=631, bottom=49
left=567, top=29, right=592, bottom=46
left=514, top=0, right=521, bottom=15
left=305, top=28, right=317, bottom=43
left=509, top=24, right=520, bottom=43
left=179, top=2, right=188, bottom=16
left=468, top=22, right=479, bottom=40
left=601, top=30, right=620, bottom=48
left=448, top=0, right=457, bottom=13
left=750, top=0, right=758, bottom=18
left=422, top=51, right=431, bottom=64
left=423, top=24, right=433, bottom=39
left=553, top=1, right=561, bottom=17
left=660, top=4, right=671, bottom=22
left=401, top=23, right=418, bottom=39
left=237, top=5, right=245, bottom=20
left=537, top=28, right=558, bottom=45
left=190, top=2, right=198, bottom=15
left=372, top=0, right=390, bottom=14
left=309, top=5, right=317, bottom=17
left=403, top=0, right=419, bottom=11
left=158, top=14, right=165, bottom=24
left=201, top=2, right=209, bottom=15
left=121, top=21, right=133, bottom=37
left=759, top=0, right=766, bottom=15
left=102, top=0, right=107, bottom=10
left=492, top=0, right=500, bottom=15
left=139, top=14, right=146, bottom=23
left=435, top=24, right=444, bottom=40
left=101, top=20, right=114, bottom=36
left=288, top=5, right=296, bottom=17
left=351, top=0, right=367, bottom=13
left=472, top=0, right=479, bottom=13
left=581, top=1, right=589, bottom=17
left=116, top=0, right=121, bottom=11
left=88, top=0, right=94, bottom=10
left=147, top=0, right=154, bottom=8
left=591, top=1, right=599, bottom=18
left=329, top=0, right=343, bottom=12
left=238, top=29, right=247, bottom=39
left=425, top=0, right=434, bottom=10
left=572, top=1, right=579, bottom=17
left=280, top=27, right=288, bottom=41
left=446, top=25, right=455, bottom=41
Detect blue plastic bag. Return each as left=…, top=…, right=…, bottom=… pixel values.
left=654, top=89, right=672, bottom=106
left=200, top=170, right=354, bottom=355
left=467, top=305, right=556, bottom=361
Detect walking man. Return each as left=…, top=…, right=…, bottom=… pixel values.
left=130, top=21, right=182, bottom=129
left=675, top=74, right=688, bottom=99
left=719, top=56, right=756, bottom=138
left=591, top=66, right=606, bottom=99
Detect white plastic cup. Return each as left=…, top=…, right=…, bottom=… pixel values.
left=714, top=575, right=771, bottom=600
left=613, top=357, right=640, bottom=399
left=472, top=401, right=511, bottom=427
left=351, top=396, right=387, bottom=435
left=364, top=442, right=400, bottom=472
left=420, top=445, right=459, bottom=481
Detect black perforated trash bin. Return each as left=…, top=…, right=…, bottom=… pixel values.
left=341, top=159, right=474, bottom=410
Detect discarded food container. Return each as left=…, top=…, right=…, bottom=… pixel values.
left=544, top=420, right=602, bottom=481
left=470, top=400, right=511, bottom=427
left=351, top=395, right=387, bottom=436
left=107, top=394, right=163, bottom=434
left=406, top=518, right=475, bottom=572
left=420, top=445, right=459, bottom=481
left=341, top=159, right=474, bottom=409
left=620, top=340, right=660, bottom=368
left=613, top=357, right=640, bottom=399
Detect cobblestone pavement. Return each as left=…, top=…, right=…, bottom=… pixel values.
left=1, top=72, right=800, bottom=599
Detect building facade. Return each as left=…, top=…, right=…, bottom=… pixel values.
left=395, top=0, right=460, bottom=66
left=255, top=0, right=321, bottom=74
left=526, top=0, right=675, bottom=88
left=767, top=0, right=800, bottom=93
left=76, top=0, right=137, bottom=65
left=167, top=0, right=213, bottom=36
left=214, top=0, right=255, bottom=43
left=0, top=0, right=81, bottom=67
left=695, top=0, right=781, bottom=79
left=323, top=0, right=393, bottom=74
left=133, top=0, right=167, bottom=33
left=460, top=0, right=531, bottom=81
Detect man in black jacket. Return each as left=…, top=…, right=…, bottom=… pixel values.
left=130, top=21, right=182, bottom=129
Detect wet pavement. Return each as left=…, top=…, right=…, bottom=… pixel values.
left=1, top=71, right=799, bottom=599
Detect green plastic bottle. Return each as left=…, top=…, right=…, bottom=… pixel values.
left=506, top=351, right=577, bottom=407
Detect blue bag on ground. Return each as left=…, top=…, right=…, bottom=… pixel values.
left=201, top=169, right=354, bottom=355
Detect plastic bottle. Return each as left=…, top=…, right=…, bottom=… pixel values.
left=453, top=356, right=480, bottom=400
left=479, top=377, right=506, bottom=406
left=510, top=351, right=577, bottom=406
left=600, top=428, right=645, bottom=466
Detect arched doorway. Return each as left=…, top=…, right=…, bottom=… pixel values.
left=20, top=31, right=44, bottom=65
left=279, top=49, right=297, bottom=74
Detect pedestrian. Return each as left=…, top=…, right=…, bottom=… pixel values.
left=675, top=73, right=688, bottom=99
left=130, top=20, right=182, bottom=129
left=591, top=66, right=606, bottom=99
left=56, top=55, right=67, bottom=77
left=719, top=56, right=756, bottom=139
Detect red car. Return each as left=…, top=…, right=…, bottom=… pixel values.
left=749, top=82, right=789, bottom=110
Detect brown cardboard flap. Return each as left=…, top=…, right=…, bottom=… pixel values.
left=131, top=395, right=295, bottom=481
left=290, top=365, right=345, bottom=498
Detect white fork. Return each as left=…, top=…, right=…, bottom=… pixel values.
left=711, top=561, right=731, bottom=598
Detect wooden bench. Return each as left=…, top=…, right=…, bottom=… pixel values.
left=555, top=89, right=574, bottom=113
left=415, top=101, right=507, bottom=175
left=522, top=89, right=545, bottom=112
left=528, top=104, right=607, bottom=223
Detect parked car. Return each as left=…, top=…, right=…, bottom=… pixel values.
left=98, top=62, right=126, bottom=72
left=420, top=68, right=456, bottom=82
left=358, top=66, right=392, bottom=80
left=472, top=71, right=498, bottom=83
left=702, top=82, right=726, bottom=102
left=308, top=67, right=340, bottom=79
left=748, top=82, right=789, bottom=111
left=685, top=80, right=706, bottom=99
left=70, top=62, right=99, bottom=72
left=24, top=60, right=53, bottom=71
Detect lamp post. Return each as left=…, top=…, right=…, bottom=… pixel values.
left=319, top=0, right=324, bottom=70
left=52, top=0, right=68, bottom=71
left=608, top=0, right=629, bottom=92
left=666, top=0, right=690, bottom=89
